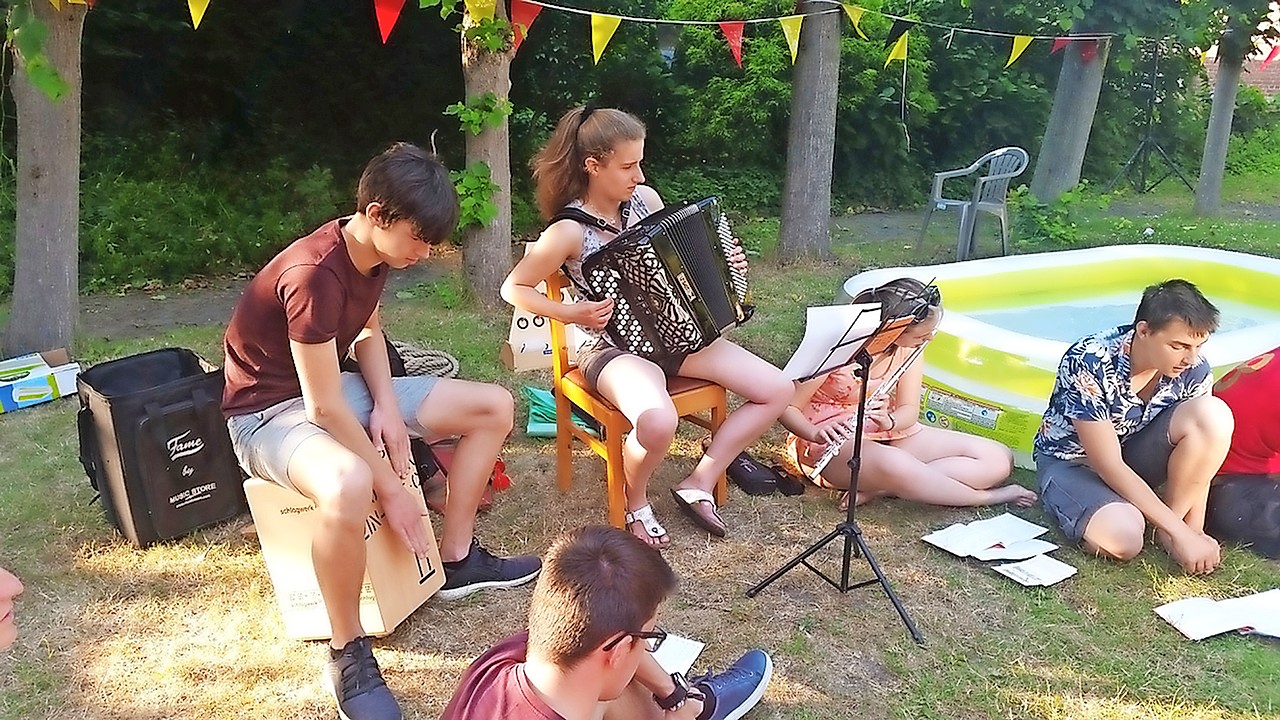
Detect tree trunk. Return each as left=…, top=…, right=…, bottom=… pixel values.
left=4, top=1, right=86, bottom=357
left=1030, top=39, right=1111, bottom=203
left=777, top=1, right=840, bottom=263
left=459, top=9, right=513, bottom=310
left=1194, top=55, right=1243, bottom=216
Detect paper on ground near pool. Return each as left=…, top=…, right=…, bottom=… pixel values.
left=991, top=554, right=1078, bottom=587
left=1155, top=588, right=1280, bottom=641
left=651, top=633, right=704, bottom=676
left=922, top=513, right=1051, bottom=558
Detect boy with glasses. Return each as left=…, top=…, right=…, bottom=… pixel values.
left=443, top=525, right=772, bottom=719
left=222, top=143, right=540, bottom=720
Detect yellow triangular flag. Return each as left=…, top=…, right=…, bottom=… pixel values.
left=780, top=15, right=804, bottom=64
left=884, top=31, right=908, bottom=68
left=1005, top=35, right=1032, bottom=68
left=842, top=4, right=868, bottom=40
left=464, top=0, right=496, bottom=21
left=188, top=0, right=210, bottom=29
left=591, top=14, right=622, bottom=64
left=67, top=0, right=87, bottom=4
left=48, top=0, right=61, bottom=9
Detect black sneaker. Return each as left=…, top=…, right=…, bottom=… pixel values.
left=691, top=649, right=773, bottom=720
left=322, top=636, right=402, bottom=720
left=437, top=539, right=541, bottom=601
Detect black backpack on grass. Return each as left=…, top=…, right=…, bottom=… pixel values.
left=76, top=348, right=247, bottom=548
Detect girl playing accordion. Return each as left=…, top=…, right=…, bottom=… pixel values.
left=501, top=106, right=792, bottom=546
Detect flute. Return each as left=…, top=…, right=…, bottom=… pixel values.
left=805, top=343, right=929, bottom=482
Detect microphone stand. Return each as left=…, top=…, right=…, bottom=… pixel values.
left=747, top=345, right=925, bottom=645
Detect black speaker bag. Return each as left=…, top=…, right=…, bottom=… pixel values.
left=76, top=347, right=247, bottom=547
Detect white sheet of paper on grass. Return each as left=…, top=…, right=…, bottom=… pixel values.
left=991, top=554, right=1078, bottom=587
left=1155, top=588, right=1280, bottom=641
left=651, top=632, right=705, bottom=676
left=922, top=513, right=1050, bottom=558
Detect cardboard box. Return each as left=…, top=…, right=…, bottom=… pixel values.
left=500, top=244, right=590, bottom=372
left=245, top=472, right=444, bottom=641
left=0, top=348, right=80, bottom=414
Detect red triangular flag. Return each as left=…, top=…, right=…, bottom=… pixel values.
left=511, top=0, right=543, bottom=52
left=719, top=21, right=745, bottom=67
left=1260, top=44, right=1280, bottom=71
left=1080, top=39, right=1100, bottom=62
left=1051, top=37, right=1070, bottom=54
left=373, top=0, right=406, bottom=44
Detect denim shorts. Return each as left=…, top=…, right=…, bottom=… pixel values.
left=225, top=372, right=438, bottom=492
left=1035, top=403, right=1178, bottom=542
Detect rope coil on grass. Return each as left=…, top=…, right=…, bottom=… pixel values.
left=392, top=341, right=459, bottom=378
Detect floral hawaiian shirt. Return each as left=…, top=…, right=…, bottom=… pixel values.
left=1033, top=324, right=1213, bottom=462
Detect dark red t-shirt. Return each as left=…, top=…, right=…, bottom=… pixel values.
left=221, top=218, right=387, bottom=417
left=1214, top=347, right=1280, bottom=475
left=441, top=631, right=566, bottom=720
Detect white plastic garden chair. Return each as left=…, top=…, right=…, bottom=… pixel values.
left=917, top=146, right=1029, bottom=261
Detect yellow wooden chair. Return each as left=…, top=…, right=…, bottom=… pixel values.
left=544, top=272, right=728, bottom=528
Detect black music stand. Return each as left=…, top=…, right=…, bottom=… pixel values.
left=747, top=309, right=925, bottom=645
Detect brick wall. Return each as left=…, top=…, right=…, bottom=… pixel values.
left=1205, top=57, right=1280, bottom=98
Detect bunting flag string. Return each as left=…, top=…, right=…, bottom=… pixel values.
left=1006, top=35, right=1032, bottom=68
left=188, top=0, right=211, bottom=30
left=591, top=13, right=622, bottom=64
left=374, top=0, right=407, bottom=43
left=518, top=0, right=1113, bottom=41
left=779, top=15, right=804, bottom=65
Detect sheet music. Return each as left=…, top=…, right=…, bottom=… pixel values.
left=781, top=304, right=883, bottom=380
left=651, top=632, right=705, bottom=675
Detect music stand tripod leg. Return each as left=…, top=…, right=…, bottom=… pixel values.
left=745, top=350, right=925, bottom=645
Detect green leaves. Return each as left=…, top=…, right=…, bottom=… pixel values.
left=462, top=16, right=512, bottom=53
left=445, top=92, right=513, bottom=135
left=450, top=161, right=501, bottom=231
left=5, top=0, right=70, bottom=101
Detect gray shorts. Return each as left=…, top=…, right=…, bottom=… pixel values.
left=1035, top=403, right=1179, bottom=543
left=226, top=372, right=438, bottom=492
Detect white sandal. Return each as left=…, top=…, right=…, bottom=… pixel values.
left=624, top=504, right=670, bottom=545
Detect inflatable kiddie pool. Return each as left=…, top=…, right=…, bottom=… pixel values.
left=838, top=245, right=1280, bottom=468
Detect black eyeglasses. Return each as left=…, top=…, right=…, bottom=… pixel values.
left=602, top=626, right=667, bottom=653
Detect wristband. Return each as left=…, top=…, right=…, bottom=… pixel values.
left=654, top=672, right=703, bottom=711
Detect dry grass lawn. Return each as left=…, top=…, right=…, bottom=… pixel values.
left=3, top=236, right=1279, bottom=719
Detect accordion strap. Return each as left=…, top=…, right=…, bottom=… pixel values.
left=550, top=200, right=632, bottom=235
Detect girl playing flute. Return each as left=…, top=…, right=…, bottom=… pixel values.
left=781, top=278, right=1036, bottom=510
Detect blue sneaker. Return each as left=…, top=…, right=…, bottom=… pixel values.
left=692, top=649, right=773, bottom=720
left=323, top=636, right=402, bottom=720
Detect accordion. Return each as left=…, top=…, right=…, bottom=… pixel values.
left=580, top=197, right=754, bottom=365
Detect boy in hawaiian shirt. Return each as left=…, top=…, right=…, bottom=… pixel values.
left=1034, top=279, right=1234, bottom=575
